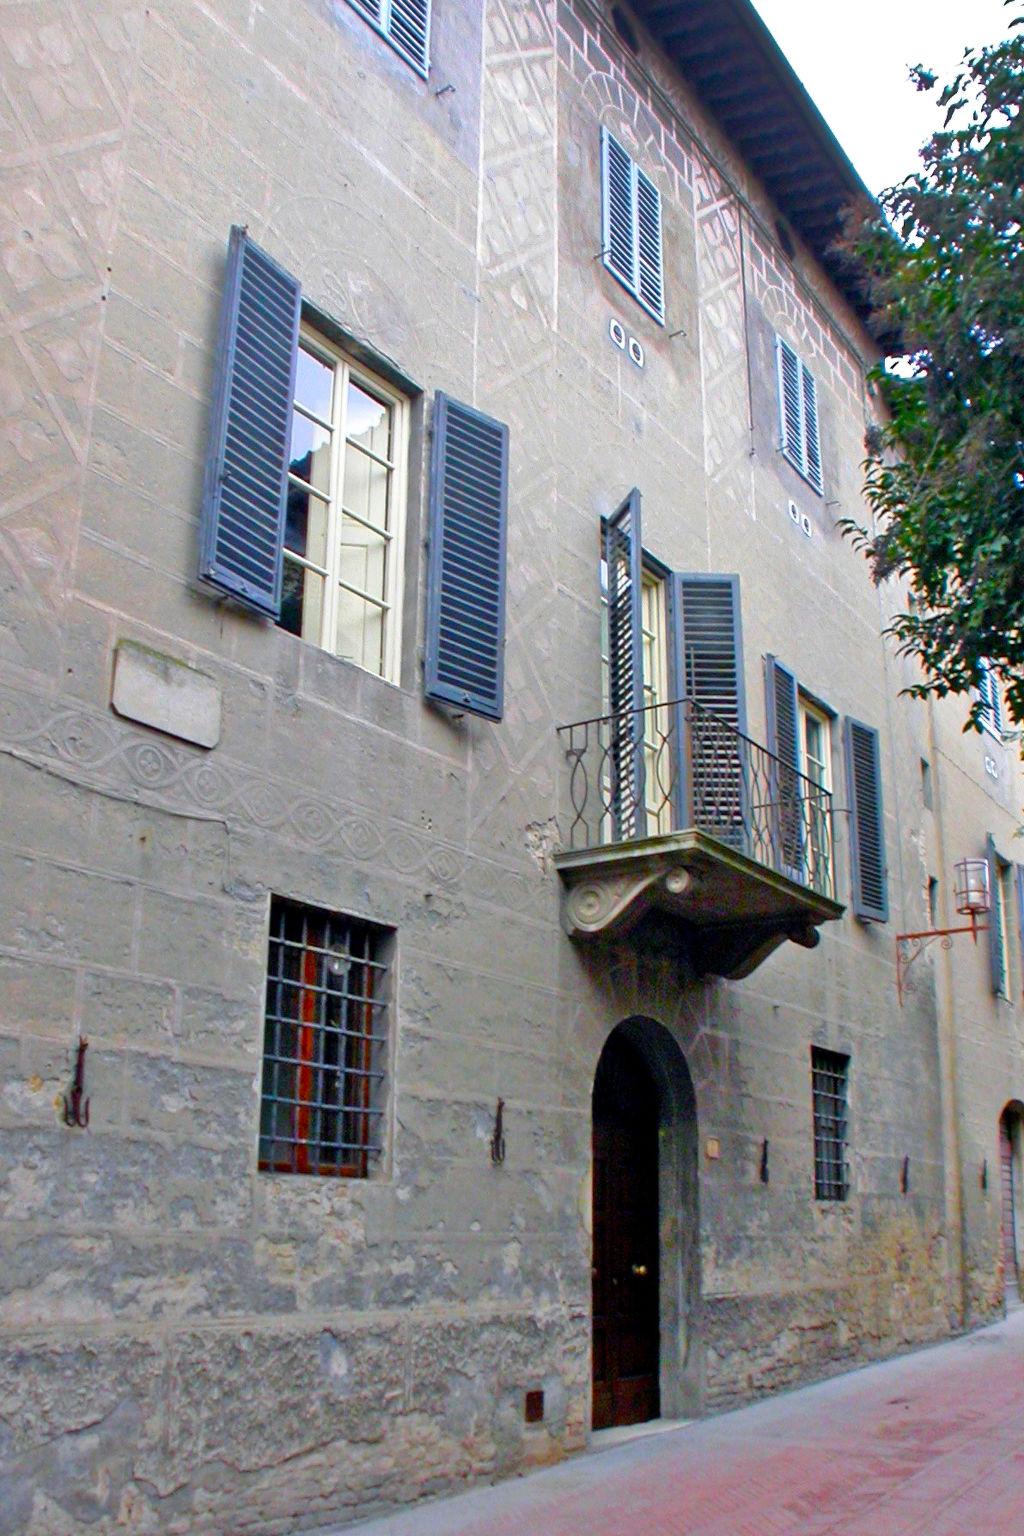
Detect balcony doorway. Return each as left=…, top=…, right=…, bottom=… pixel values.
left=591, top=1019, right=700, bottom=1431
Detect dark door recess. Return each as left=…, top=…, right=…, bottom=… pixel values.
left=592, top=1031, right=660, bottom=1430
left=1000, top=1116, right=1020, bottom=1304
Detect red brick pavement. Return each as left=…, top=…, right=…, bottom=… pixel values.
left=328, top=1309, right=1024, bottom=1536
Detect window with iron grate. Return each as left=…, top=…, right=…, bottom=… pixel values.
left=811, top=1046, right=849, bottom=1201
left=259, top=898, right=391, bottom=1178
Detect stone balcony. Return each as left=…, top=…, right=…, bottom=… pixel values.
left=554, top=697, right=844, bottom=979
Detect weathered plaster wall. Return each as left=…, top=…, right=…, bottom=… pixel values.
left=0, top=0, right=1019, bottom=1532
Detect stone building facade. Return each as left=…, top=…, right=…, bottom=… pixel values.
left=0, top=0, right=1021, bottom=1532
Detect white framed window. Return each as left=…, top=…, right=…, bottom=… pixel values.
left=977, top=658, right=1004, bottom=738
left=776, top=336, right=823, bottom=493
left=282, top=330, right=408, bottom=684
left=601, top=128, right=665, bottom=324
left=640, top=571, right=673, bottom=834
left=347, top=0, right=430, bottom=77
left=799, top=695, right=833, bottom=890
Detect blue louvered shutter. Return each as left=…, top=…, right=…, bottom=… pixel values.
left=674, top=574, right=746, bottom=849
left=199, top=227, right=300, bottom=618
left=987, top=835, right=1008, bottom=996
left=765, top=655, right=802, bottom=872
left=776, top=338, right=803, bottom=469
left=602, top=129, right=635, bottom=294
left=424, top=393, right=509, bottom=721
left=802, top=364, right=823, bottom=492
left=605, top=490, right=646, bottom=840
left=635, top=166, right=665, bottom=321
left=388, top=0, right=430, bottom=72
left=348, top=0, right=430, bottom=74
left=845, top=718, right=888, bottom=921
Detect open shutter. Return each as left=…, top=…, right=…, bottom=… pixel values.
left=675, top=574, right=746, bottom=848
left=802, top=364, right=823, bottom=492
left=635, top=167, right=665, bottom=322
left=765, top=655, right=802, bottom=871
left=602, top=129, right=636, bottom=294
left=199, top=227, right=300, bottom=618
left=776, top=337, right=803, bottom=469
left=845, top=718, right=888, bottom=921
left=388, top=0, right=430, bottom=73
left=605, top=490, right=645, bottom=839
left=988, top=835, right=1007, bottom=996
left=424, top=393, right=509, bottom=721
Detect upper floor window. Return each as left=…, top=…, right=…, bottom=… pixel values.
left=283, top=333, right=409, bottom=683
left=776, top=336, right=823, bottom=493
left=799, top=694, right=833, bottom=891
left=600, top=128, right=665, bottom=324
left=200, top=229, right=510, bottom=722
left=347, top=0, right=430, bottom=76
left=977, top=658, right=1004, bottom=738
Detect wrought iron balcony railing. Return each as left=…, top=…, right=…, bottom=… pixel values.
left=557, top=696, right=835, bottom=902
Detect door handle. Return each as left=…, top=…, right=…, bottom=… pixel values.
left=631, top=1263, right=648, bottom=1277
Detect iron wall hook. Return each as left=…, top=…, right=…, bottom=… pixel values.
left=63, top=1037, right=90, bottom=1129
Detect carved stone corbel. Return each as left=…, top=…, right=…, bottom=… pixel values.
left=562, top=870, right=664, bottom=938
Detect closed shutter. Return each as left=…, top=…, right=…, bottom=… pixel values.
left=388, top=0, right=430, bottom=73
left=199, top=226, right=301, bottom=618
left=675, top=574, right=746, bottom=848
left=349, top=0, right=430, bottom=74
left=776, top=337, right=823, bottom=494
left=1015, top=865, right=1024, bottom=998
left=601, top=129, right=665, bottom=323
left=802, top=364, right=823, bottom=492
left=776, top=337, right=803, bottom=469
left=635, top=167, right=664, bottom=321
left=765, top=655, right=802, bottom=871
left=604, top=489, right=646, bottom=839
left=424, top=393, right=509, bottom=721
left=844, top=718, right=888, bottom=921
left=987, top=835, right=1008, bottom=997
left=978, top=662, right=1004, bottom=734
left=602, top=129, right=636, bottom=295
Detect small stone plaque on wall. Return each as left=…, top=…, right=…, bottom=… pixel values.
left=112, top=641, right=221, bottom=749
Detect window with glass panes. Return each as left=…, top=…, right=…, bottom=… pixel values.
left=799, top=696, right=832, bottom=890
left=599, top=555, right=672, bottom=834
left=259, top=898, right=391, bottom=1178
left=640, top=572, right=672, bottom=832
left=282, top=332, right=407, bottom=681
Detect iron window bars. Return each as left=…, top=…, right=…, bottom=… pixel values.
left=811, top=1046, right=849, bottom=1201
left=259, top=898, right=390, bottom=1178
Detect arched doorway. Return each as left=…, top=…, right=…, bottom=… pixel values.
left=591, top=1020, right=699, bottom=1430
left=592, top=1030, right=660, bottom=1429
left=999, top=1104, right=1023, bottom=1306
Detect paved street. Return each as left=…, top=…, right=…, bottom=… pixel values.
left=330, top=1309, right=1024, bottom=1536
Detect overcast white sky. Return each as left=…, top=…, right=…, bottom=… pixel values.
left=749, top=0, right=1017, bottom=193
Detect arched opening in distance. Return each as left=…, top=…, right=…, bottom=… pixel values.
left=999, top=1102, right=1024, bottom=1306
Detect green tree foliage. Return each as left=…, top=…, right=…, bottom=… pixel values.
left=843, top=10, right=1024, bottom=729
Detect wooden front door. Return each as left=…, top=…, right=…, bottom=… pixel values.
left=1000, top=1116, right=1019, bottom=1303
left=592, top=1032, right=660, bottom=1430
